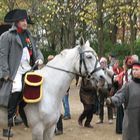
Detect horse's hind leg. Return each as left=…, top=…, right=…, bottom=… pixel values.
left=43, top=125, right=55, bottom=140
left=32, top=123, right=44, bottom=140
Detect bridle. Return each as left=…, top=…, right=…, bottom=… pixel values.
left=78, top=47, right=101, bottom=79
left=46, top=47, right=101, bottom=79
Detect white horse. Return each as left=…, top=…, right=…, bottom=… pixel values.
left=0, top=40, right=106, bottom=140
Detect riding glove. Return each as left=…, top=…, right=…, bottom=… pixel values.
left=35, top=59, right=43, bottom=65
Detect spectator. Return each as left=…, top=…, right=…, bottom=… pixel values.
left=47, top=55, right=54, bottom=62
left=96, top=57, right=114, bottom=124
left=78, top=78, right=97, bottom=128
left=113, top=55, right=139, bottom=134
left=108, top=53, right=116, bottom=68
left=131, top=54, right=139, bottom=63
left=106, top=62, right=140, bottom=140
left=62, top=87, right=71, bottom=120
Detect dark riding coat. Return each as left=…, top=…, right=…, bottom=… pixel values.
left=0, top=25, right=44, bottom=107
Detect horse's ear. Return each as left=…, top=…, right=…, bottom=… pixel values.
left=79, top=36, right=85, bottom=46
left=85, top=40, right=90, bottom=47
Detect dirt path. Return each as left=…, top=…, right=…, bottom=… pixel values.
left=0, top=81, right=122, bottom=140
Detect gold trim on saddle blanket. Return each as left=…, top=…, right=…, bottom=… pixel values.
left=23, top=72, right=43, bottom=103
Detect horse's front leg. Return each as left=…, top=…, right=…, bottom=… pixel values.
left=32, top=122, right=44, bottom=140
left=43, top=124, right=56, bottom=140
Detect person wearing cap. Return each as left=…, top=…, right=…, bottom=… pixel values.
left=106, top=62, right=140, bottom=140
left=96, top=57, right=114, bottom=124
left=0, top=9, right=44, bottom=129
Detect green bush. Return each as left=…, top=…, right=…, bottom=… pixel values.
left=92, top=39, right=140, bottom=65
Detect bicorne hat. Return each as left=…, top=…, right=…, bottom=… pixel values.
left=4, top=9, right=28, bottom=22
left=4, top=9, right=34, bottom=24
left=0, top=24, right=12, bottom=35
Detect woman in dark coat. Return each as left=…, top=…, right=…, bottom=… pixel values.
left=78, top=78, right=97, bottom=128
left=107, top=62, right=140, bottom=140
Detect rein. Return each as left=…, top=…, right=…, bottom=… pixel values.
left=46, top=65, right=83, bottom=77
left=46, top=47, right=101, bottom=79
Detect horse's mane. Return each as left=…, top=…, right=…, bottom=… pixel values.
left=60, top=49, right=69, bottom=56
left=46, top=46, right=79, bottom=67
left=46, top=42, right=98, bottom=67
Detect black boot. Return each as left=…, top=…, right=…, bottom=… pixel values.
left=84, top=123, right=93, bottom=128
left=19, top=101, right=28, bottom=127
left=78, top=109, right=88, bottom=126
left=3, top=128, right=13, bottom=137
left=8, top=92, right=21, bottom=127
left=78, top=114, right=85, bottom=126
left=55, top=115, right=63, bottom=135
left=84, top=109, right=94, bottom=128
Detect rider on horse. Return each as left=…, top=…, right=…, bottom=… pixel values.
left=0, top=9, right=44, bottom=128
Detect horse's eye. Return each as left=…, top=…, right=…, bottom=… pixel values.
left=86, top=55, right=92, bottom=59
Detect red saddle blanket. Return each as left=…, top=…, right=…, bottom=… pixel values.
left=23, top=72, right=43, bottom=103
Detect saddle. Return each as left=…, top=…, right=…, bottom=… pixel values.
left=23, top=72, right=43, bottom=103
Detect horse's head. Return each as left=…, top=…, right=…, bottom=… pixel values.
left=75, top=39, right=106, bottom=81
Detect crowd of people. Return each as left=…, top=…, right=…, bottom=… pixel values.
left=106, top=56, right=140, bottom=140
left=76, top=52, right=140, bottom=140
left=0, top=8, right=140, bottom=140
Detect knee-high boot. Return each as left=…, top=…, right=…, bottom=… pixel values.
left=19, top=101, right=28, bottom=127
left=8, top=92, right=21, bottom=127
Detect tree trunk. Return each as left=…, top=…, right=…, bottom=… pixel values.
left=96, top=0, right=104, bottom=57
left=129, top=13, right=137, bottom=54
left=121, top=21, right=125, bottom=44
left=110, top=23, right=118, bottom=44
